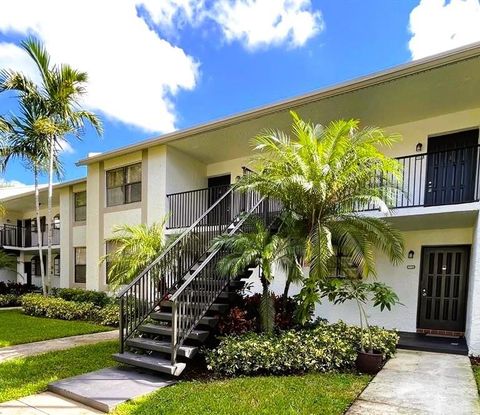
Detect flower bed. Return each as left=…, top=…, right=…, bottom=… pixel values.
left=206, top=321, right=398, bottom=376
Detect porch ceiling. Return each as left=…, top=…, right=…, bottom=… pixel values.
left=1, top=191, right=59, bottom=215
left=385, top=209, right=477, bottom=231
left=169, top=56, right=480, bottom=165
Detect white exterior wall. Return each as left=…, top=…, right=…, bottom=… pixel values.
left=314, top=227, right=473, bottom=333
left=466, top=215, right=480, bottom=354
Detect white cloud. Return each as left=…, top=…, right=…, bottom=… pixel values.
left=211, top=0, right=323, bottom=50
left=409, top=0, right=480, bottom=60
left=56, top=138, right=74, bottom=155
left=0, top=0, right=200, bottom=133
left=140, top=0, right=323, bottom=51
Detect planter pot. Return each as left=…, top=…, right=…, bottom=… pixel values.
left=356, top=351, right=383, bottom=374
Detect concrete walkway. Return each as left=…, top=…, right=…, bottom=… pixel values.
left=0, top=392, right=102, bottom=414
left=348, top=349, right=480, bottom=414
left=0, top=330, right=118, bottom=363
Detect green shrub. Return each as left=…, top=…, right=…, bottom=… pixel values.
left=21, top=294, right=119, bottom=327
left=205, top=321, right=398, bottom=376
left=0, top=294, right=21, bottom=307
left=95, top=303, right=120, bottom=327
left=51, top=288, right=112, bottom=307
left=22, top=294, right=97, bottom=321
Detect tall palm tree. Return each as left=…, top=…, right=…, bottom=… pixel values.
left=1, top=38, right=102, bottom=293
left=0, top=96, right=63, bottom=295
left=213, top=218, right=294, bottom=333
left=237, top=112, right=405, bottom=322
left=102, top=219, right=169, bottom=290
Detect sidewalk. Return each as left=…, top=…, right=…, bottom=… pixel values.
left=347, top=349, right=480, bottom=414
left=0, top=330, right=118, bottom=363
left=0, top=392, right=102, bottom=414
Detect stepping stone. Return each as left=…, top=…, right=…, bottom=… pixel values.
left=48, top=366, right=176, bottom=413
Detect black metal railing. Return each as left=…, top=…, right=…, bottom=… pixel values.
left=365, top=145, right=480, bottom=210
left=117, top=183, right=266, bottom=353
left=169, top=195, right=277, bottom=365
left=0, top=224, right=60, bottom=248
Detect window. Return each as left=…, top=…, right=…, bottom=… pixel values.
left=74, top=247, right=86, bottom=283
left=54, top=255, right=60, bottom=276
left=31, top=255, right=45, bottom=276
left=106, top=163, right=142, bottom=207
left=74, top=191, right=87, bottom=221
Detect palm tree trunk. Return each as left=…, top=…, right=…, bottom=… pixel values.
left=282, top=278, right=291, bottom=305
left=46, top=135, right=54, bottom=295
left=34, top=167, right=46, bottom=296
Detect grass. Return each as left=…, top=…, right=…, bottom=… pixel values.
left=113, top=372, right=371, bottom=415
left=472, top=363, right=480, bottom=393
left=0, top=340, right=117, bottom=402
left=0, top=309, right=111, bottom=347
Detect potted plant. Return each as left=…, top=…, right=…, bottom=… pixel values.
left=321, top=278, right=401, bottom=374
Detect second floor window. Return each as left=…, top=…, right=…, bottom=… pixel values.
left=74, top=191, right=87, bottom=221
left=106, top=163, right=142, bottom=207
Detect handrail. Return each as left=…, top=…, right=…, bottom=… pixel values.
left=169, top=194, right=279, bottom=365
left=117, top=185, right=235, bottom=298
left=170, top=197, right=265, bottom=302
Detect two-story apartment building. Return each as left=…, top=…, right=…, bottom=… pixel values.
left=2, top=42, right=480, bottom=355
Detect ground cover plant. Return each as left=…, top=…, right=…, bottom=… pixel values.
left=113, top=372, right=371, bottom=415
left=0, top=309, right=111, bottom=347
left=206, top=321, right=398, bottom=376
left=0, top=340, right=117, bottom=402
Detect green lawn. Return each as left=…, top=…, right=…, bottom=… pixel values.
left=114, top=372, right=371, bottom=415
left=0, top=309, right=111, bottom=347
left=0, top=340, right=117, bottom=402
left=472, top=364, right=480, bottom=393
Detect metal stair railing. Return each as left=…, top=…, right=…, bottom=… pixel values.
left=116, top=184, right=263, bottom=354
left=169, top=194, right=277, bottom=365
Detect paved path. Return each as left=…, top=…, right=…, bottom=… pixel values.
left=0, top=392, right=102, bottom=414
left=0, top=307, right=22, bottom=311
left=0, top=330, right=118, bottom=363
left=348, top=349, right=480, bottom=414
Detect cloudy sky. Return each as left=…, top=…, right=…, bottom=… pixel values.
left=1, top=0, right=480, bottom=184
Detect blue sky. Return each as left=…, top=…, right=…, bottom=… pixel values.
left=0, top=0, right=479, bottom=185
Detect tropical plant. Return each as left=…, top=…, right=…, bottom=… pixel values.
left=0, top=94, right=63, bottom=294
left=213, top=217, right=295, bottom=333
left=102, top=218, right=169, bottom=289
left=0, top=250, right=17, bottom=273
left=237, top=112, right=405, bottom=322
left=321, top=278, right=401, bottom=353
left=0, top=37, right=102, bottom=294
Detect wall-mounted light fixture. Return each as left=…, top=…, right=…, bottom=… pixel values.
left=408, top=250, right=415, bottom=259
left=416, top=143, right=423, bottom=152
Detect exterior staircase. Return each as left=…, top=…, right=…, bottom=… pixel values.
left=113, top=185, right=277, bottom=376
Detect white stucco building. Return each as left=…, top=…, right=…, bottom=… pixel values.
left=3, top=43, right=480, bottom=355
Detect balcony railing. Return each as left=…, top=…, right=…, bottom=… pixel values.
left=0, top=224, right=60, bottom=248
left=167, top=146, right=480, bottom=227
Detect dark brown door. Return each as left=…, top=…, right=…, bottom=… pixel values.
left=207, top=175, right=231, bottom=225
left=425, top=129, right=478, bottom=206
left=24, top=262, right=32, bottom=286
left=418, top=246, right=470, bottom=332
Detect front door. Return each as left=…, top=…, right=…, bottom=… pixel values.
left=24, top=262, right=32, bottom=286
left=418, top=246, right=470, bottom=332
left=425, top=129, right=478, bottom=206
left=207, top=174, right=231, bottom=225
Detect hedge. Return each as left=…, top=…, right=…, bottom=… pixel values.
left=51, top=288, right=112, bottom=307
left=205, top=321, right=398, bottom=376
left=21, top=294, right=119, bottom=327
left=0, top=294, right=21, bottom=307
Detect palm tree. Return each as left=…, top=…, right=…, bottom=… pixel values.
left=1, top=38, right=103, bottom=293
left=237, top=112, right=405, bottom=323
left=102, top=219, right=169, bottom=289
left=213, top=218, right=294, bottom=333
left=0, top=96, right=63, bottom=295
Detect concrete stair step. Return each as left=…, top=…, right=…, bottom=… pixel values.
left=139, top=323, right=210, bottom=342
left=126, top=337, right=198, bottom=358
left=112, top=352, right=186, bottom=376
left=160, top=300, right=229, bottom=314
left=150, top=312, right=219, bottom=327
